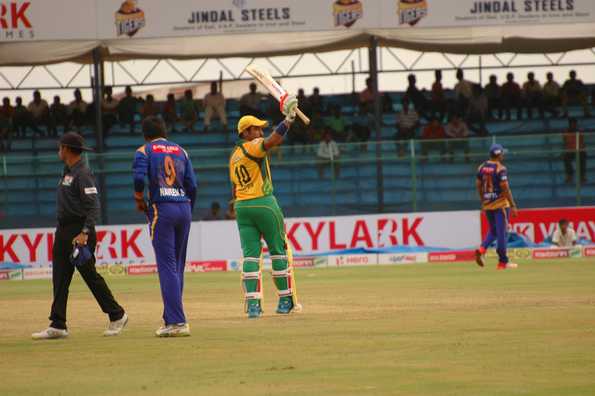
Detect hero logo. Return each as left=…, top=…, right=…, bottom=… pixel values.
left=0, top=2, right=34, bottom=40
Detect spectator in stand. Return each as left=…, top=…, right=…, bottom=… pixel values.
left=484, top=75, right=501, bottom=120
left=420, top=116, right=447, bottom=162
left=395, top=97, right=420, bottom=157
left=360, top=77, right=378, bottom=113
left=239, top=82, right=265, bottom=117
left=141, top=94, right=160, bottom=119
left=203, top=81, right=227, bottom=133
left=203, top=201, right=222, bottom=221
left=445, top=113, right=470, bottom=163
left=117, top=86, right=138, bottom=133
left=406, top=74, right=428, bottom=120
left=162, top=93, right=178, bottom=133
left=317, top=129, right=340, bottom=179
left=296, top=88, right=310, bottom=117
left=28, top=90, right=50, bottom=136
left=543, top=72, right=561, bottom=117
left=101, top=86, right=119, bottom=135
left=561, top=70, right=590, bottom=117
left=501, top=72, right=522, bottom=120
left=12, top=97, right=29, bottom=138
left=552, top=219, right=577, bottom=247
left=309, top=87, right=325, bottom=115
left=309, top=110, right=326, bottom=143
left=454, top=68, right=474, bottom=116
left=48, top=96, right=68, bottom=137
left=431, top=69, right=447, bottom=121
left=523, top=72, right=544, bottom=119
left=68, top=89, right=87, bottom=131
left=467, top=84, right=489, bottom=136
left=326, top=105, right=348, bottom=142
left=180, top=89, right=199, bottom=133
left=224, top=201, right=236, bottom=220
left=0, top=97, right=13, bottom=151
left=351, top=103, right=372, bottom=151
left=563, top=118, right=587, bottom=184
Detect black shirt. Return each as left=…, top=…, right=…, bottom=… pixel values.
left=56, top=159, right=100, bottom=231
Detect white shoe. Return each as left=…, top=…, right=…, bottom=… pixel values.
left=32, top=327, right=68, bottom=340
left=104, top=313, right=128, bottom=337
left=155, top=323, right=190, bottom=337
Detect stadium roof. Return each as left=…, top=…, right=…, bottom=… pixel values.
left=1, top=0, right=595, bottom=66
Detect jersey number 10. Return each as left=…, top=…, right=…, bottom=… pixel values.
left=235, top=165, right=252, bottom=187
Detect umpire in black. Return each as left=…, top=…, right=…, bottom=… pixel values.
left=32, top=132, right=127, bottom=340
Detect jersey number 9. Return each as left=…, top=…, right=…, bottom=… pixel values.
left=164, top=156, right=177, bottom=186
left=234, top=164, right=252, bottom=187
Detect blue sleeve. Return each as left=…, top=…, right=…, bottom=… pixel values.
left=498, top=167, right=508, bottom=183
left=132, top=147, right=149, bottom=194
left=184, top=153, right=198, bottom=209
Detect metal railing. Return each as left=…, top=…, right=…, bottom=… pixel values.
left=0, top=132, right=593, bottom=228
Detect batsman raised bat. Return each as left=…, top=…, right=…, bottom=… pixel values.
left=245, top=65, right=310, bottom=125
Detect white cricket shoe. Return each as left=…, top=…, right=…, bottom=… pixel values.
left=104, top=313, right=128, bottom=337
left=32, top=327, right=68, bottom=340
left=155, top=323, right=191, bottom=337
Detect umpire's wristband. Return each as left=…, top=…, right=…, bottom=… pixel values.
left=275, top=121, right=289, bottom=137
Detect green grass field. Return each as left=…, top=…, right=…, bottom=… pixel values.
left=1, top=259, right=595, bottom=396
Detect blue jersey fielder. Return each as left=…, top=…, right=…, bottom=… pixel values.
left=133, top=138, right=197, bottom=207
left=133, top=117, right=198, bottom=336
left=475, top=144, right=518, bottom=270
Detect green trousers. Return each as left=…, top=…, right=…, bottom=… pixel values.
left=235, top=195, right=292, bottom=306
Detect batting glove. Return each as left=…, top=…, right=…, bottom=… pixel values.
left=280, top=94, right=298, bottom=121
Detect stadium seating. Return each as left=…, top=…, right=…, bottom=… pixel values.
left=0, top=93, right=593, bottom=227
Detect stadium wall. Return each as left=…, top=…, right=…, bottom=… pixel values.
left=1, top=207, right=593, bottom=280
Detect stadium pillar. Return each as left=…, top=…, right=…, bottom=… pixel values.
left=368, top=36, right=384, bottom=213
left=92, top=47, right=108, bottom=224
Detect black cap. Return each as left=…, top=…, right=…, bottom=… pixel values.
left=59, top=132, right=94, bottom=152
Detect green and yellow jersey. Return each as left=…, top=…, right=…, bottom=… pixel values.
left=229, top=138, right=274, bottom=201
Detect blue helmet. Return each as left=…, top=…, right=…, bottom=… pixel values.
left=489, top=143, right=507, bottom=157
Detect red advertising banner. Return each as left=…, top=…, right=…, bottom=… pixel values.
left=481, top=207, right=595, bottom=244
left=428, top=250, right=476, bottom=263
left=584, top=246, right=595, bottom=257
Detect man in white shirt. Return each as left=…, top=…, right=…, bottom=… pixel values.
left=317, top=129, right=340, bottom=179
left=454, top=68, right=473, bottom=114
left=204, top=82, right=227, bottom=133
left=395, top=98, right=419, bottom=157
left=552, top=219, right=577, bottom=247
left=27, top=90, right=49, bottom=136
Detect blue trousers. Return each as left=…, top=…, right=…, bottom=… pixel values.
left=148, top=202, right=192, bottom=325
left=481, top=208, right=510, bottom=264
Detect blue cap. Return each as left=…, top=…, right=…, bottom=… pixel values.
left=70, top=244, right=92, bottom=267
left=489, top=143, right=507, bottom=156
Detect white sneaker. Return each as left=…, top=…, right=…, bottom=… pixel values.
left=155, top=323, right=190, bottom=337
left=32, top=327, right=68, bottom=340
left=104, top=313, right=128, bottom=337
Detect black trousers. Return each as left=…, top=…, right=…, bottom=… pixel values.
left=49, top=222, right=125, bottom=330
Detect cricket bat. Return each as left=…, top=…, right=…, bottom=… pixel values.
left=245, top=65, right=310, bottom=125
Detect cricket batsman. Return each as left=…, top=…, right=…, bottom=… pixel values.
left=133, top=116, right=198, bottom=336
left=230, top=95, right=299, bottom=318
left=475, top=143, right=519, bottom=270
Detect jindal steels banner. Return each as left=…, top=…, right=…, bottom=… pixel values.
left=2, top=1, right=594, bottom=42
